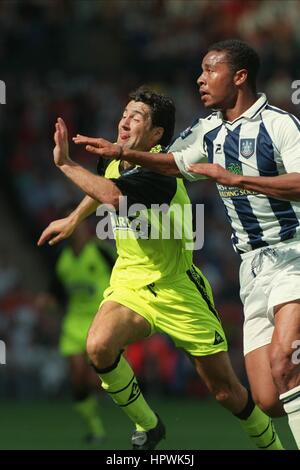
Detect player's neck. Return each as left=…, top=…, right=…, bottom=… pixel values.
left=119, top=160, right=135, bottom=171
left=222, top=90, right=257, bottom=122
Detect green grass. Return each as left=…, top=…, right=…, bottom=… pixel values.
left=0, top=397, right=296, bottom=450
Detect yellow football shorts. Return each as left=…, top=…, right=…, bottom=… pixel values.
left=100, top=265, right=228, bottom=357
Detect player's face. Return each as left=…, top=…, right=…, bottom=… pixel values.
left=117, top=100, right=158, bottom=151
left=197, top=50, right=237, bottom=110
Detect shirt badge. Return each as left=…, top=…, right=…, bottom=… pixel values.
left=240, top=138, right=255, bottom=158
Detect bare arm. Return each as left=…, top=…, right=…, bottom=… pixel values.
left=122, top=149, right=179, bottom=175
left=59, top=159, right=122, bottom=207
left=37, top=195, right=99, bottom=247
left=72, top=135, right=180, bottom=176
left=53, top=118, right=122, bottom=207
left=188, top=163, right=300, bottom=201
left=236, top=172, right=300, bottom=201
left=69, top=195, right=99, bottom=224
left=37, top=119, right=122, bottom=247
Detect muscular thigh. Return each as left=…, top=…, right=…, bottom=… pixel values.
left=245, top=344, right=284, bottom=417
left=272, top=301, right=300, bottom=350
left=270, top=301, right=300, bottom=391
left=88, top=300, right=151, bottom=349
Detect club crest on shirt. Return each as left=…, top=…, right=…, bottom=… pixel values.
left=239, top=138, right=255, bottom=158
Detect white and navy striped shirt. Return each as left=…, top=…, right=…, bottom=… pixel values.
left=171, top=94, right=300, bottom=253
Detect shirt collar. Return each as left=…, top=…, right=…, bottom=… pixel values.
left=217, top=93, right=268, bottom=123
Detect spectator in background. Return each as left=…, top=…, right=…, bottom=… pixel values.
left=39, top=218, right=115, bottom=443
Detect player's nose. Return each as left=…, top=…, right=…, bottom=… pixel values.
left=197, top=73, right=205, bottom=86
left=121, top=117, right=130, bottom=129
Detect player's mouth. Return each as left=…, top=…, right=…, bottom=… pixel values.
left=200, top=89, right=209, bottom=99
left=120, top=134, right=130, bottom=142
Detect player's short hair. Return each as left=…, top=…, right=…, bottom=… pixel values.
left=208, top=39, right=260, bottom=93
left=129, top=86, right=175, bottom=147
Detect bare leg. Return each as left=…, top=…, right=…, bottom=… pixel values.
left=245, top=345, right=284, bottom=417
left=194, top=351, right=247, bottom=413
left=86, top=301, right=159, bottom=436
left=270, top=301, right=300, bottom=393
left=193, top=351, right=284, bottom=449
left=269, top=301, right=300, bottom=448
left=87, top=301, right=151, bottom=369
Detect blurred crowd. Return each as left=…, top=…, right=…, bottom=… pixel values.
left=0, top=0, right=300, bottom=399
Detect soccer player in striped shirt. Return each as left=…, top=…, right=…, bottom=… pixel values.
left=77, top=42, right=300, bottom=449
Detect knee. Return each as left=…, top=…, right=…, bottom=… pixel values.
left=86, top=331, right=116, bottom=369
left=194, top=361, right=240, bottom=406
left=205, top=380, right=233, bottom=405
left=214, top=388, right=231, bottom=404
left=253, top=395, right=285, bottom=417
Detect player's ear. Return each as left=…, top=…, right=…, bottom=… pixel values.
left=152, top=126, right=164, bottom=144
left=234, top=68, right=248, bottom=87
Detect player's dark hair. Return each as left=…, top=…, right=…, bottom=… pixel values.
left=208, top=39, right=260, bottom=93
left=129, top=86, right=175, bottom=147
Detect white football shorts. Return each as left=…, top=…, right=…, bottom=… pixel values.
left=239, top=239, right=300, bottom=355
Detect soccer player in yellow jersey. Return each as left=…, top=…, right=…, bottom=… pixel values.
left=39, top=87, right=283, bottom=450
left=39, top=217, right=115, bottom=443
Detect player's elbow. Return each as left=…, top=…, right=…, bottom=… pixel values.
left=163, top=153, right=181, bottom=176
left=103, top=194, right=121, bottom=210
left=93, top=190, right=121, bottom=210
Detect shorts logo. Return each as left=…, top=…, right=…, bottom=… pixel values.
left=240, top=138, right=255, bottom=158
left=213, top=331, right=224, bottom=345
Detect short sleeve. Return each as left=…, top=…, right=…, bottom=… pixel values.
left=97, top=158, right=112, bottom=176
left=276, top=114, right=300, bottom=173
left=110, top=168, right=177, bottom=208
left=169, top=120, right=209, bottom=182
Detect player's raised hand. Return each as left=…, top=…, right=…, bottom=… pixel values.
left=37, top=216, right=76, bottom=247
left=73, top=134, right=123, bottom=159
left=187, top=163, right=238, bottom=186
left=53, top=117, right=71, bottom=167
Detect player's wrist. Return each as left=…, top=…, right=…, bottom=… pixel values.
left=234, top=174, right=244, bottom=187
left=116, top=145, right=124, bottom=160
left=67, top=206, right=82, bottom=225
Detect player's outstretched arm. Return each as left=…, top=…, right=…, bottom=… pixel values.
left=73, top=134, right=180, bottom=176
left=37, top=195, right=98, bottom=247
left=188, top=163, right=237, bottom=185
left=188, top=163, right=300, bottom=201
left=53, top=118, right=123, bottom=207
left=37, top=215, right=76, bottom=247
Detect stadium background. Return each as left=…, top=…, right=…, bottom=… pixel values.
left=0, top=0, right=299, bottom=449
